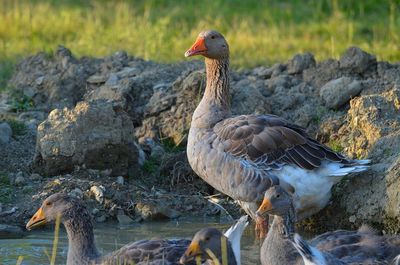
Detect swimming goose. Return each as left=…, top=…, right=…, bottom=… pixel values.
left=180, top=215, right=248, bottom=265
left=26, top=193, right=248, bottom=265
left=185, top=29, right=369, bottom=237
left=256, top=185, right=400, bottom=265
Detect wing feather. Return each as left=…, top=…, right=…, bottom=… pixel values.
left=214, top=114, right=349, bottom=170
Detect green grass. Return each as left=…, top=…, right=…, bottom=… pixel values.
left=0, top=174, right=14, bottom=203
left=327, top=139, right=344, bottom=153
left=6, top=119, right=27, bottom=136
left=0, top=0, right=399, bottom=70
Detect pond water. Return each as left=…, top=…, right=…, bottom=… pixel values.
left=0, top=217, right=261, bottom=265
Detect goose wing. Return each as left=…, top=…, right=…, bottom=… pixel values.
left=214, top=114, right=347, bottom=171
left=101, top=239, right=194, bottom=265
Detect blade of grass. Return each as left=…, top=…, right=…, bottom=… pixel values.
left=15, top=256, right=24, bottom=265
left=50, top=214, right=61, bottom=265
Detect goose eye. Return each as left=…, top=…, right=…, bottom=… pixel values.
left=205, top=237, right=210, bottom=241
left=276, top=194, right=280, bottom=198
left=211, top=35, right=215, bottom=39
left=46, top=201, right=52, bottom=206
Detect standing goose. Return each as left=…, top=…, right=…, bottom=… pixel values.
left=256, top=185, right=400, bottom=265
left=26, top=193, right=248, bottom=265
left=185, top=30, right=369, bottom=237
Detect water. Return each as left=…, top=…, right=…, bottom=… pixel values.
left=0, top=218, right=261, bottom=265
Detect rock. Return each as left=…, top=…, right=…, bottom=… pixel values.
left=105, top=73, right=119, bottom=87
left=96, top=215, right=106, bottom=223
left=0, top=224, right=24, bottom=239
left=115, top=67, right=140, bottom=78
left=69, top=188, right=83, bottom=198
left=92, top=208, right=100, bottom=215
left=90, top=185, right=105, bottom=204
left=8, top=47, right=98, bottom=111
left=87, top=74, right=107, bottom=84
left=116, top=176, right=124, bottom=185
left=29, top=173, right=42, bottom=181
left=319, top=77, right=363, bottom=109
left=136, top=70, right=205, bottom=144
left=252, top=67, right=272, bottom=79
left=18, top=111, right=46, bottom=122
left=135, top=202, right=181, bottom=221
left=231, top=78, right=271, bottom=115
left=32, top=100, right=140, bottom=176
left=344, top=87, right=400, bottom=157
left=0, top=122, right=12, bottom=144
left=339, top=47, right=377, bottom=74
left=287, top=52, right=316, bottom=74
left=117, top=213, right=134, bottom=225
left=14, top=172, right=25, bottom=186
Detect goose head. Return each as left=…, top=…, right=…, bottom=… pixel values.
left=26, top=193, right=81, bottom=230
left=179, top=227, right=230, bottom=264
left=256, top=185, right=293, bottom=217
left=185, top=30, right=229, bottom=59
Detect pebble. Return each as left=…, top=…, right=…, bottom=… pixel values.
left=30, top=173, right=42, bottom=181
left=0, top=122, right=12, bottom=144
left=96, top=215, right=106, bottom=223
left=90, top=185, right=105, bottom=204
left=320, top=77, right=363, bottom=109
left=69, top=188, right=83, bottom=198
left=14, top=175, right=26, bottom=186
left=349, top=215, right=357, bottom=223
left=117, top=213, right=134, bottom=225
left=116, top=176, right=124, bottom=185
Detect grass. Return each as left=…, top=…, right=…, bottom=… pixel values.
left=6, top=119, right=27, bottom=136
left=327, top=139, right=344, bottom=153
left=0, top=0, right=399, bottom=76
left=0, top=174, right=14, bottom=203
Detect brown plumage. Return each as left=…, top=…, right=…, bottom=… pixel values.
left=214, top=114, right=348, bottom=170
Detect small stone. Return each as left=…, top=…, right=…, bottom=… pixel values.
left=320, top=77, right=363, bottom=109
left=30, top=173, right=42, bottom=181
left=252, top=67, right=272, bottom=79
left=116, top=67, right=140, bottom=78
left=0, top=122, right=12, bottom=144
left=287, top=53, right=316, bottom=74
left=15, top=175, right=26, bottom=186
left=18, top=111, right=46, bottom=122
left=69, top=188, right=83, bottom=198
left=90, top=185, right=105, bottom=204
left=117, top=213, right=134, bottom=225
left=35, top=76, right=44, bottom=85
left=99, top=169, right=112, bottom=177
left=105, top=73, right=119, bottom=87
left=116, top=176, right=124, bottom=185
left=96, top=215, right=106, bottom=223
left=92, top=208, right=100, bottom=215
left=339, top=47, right=377, bottom=74
left=349, top=215, right=357, bottom=223
left=87, top=75, right=107, bottom=84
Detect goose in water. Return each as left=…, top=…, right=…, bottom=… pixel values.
left=185, top=29, right=369, bottom=237
left=26, top=193, right=248, bottom=265
left=256, top=185, right=400, bottom=265
left=180, top=215, right=248, bottom=265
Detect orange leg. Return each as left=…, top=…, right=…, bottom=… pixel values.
left=255, top=215, right=269, bottom=239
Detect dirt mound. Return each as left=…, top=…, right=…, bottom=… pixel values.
left=1, top=46, right=399, bottom=232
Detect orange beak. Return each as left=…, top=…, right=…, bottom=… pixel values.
left=26, top=207, right=47, bottom=230
left=184, top=37, right=207, bottom=57
left=256, top=198, right=273, bottom=216
left=179, top=241, right=202, bottom=264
